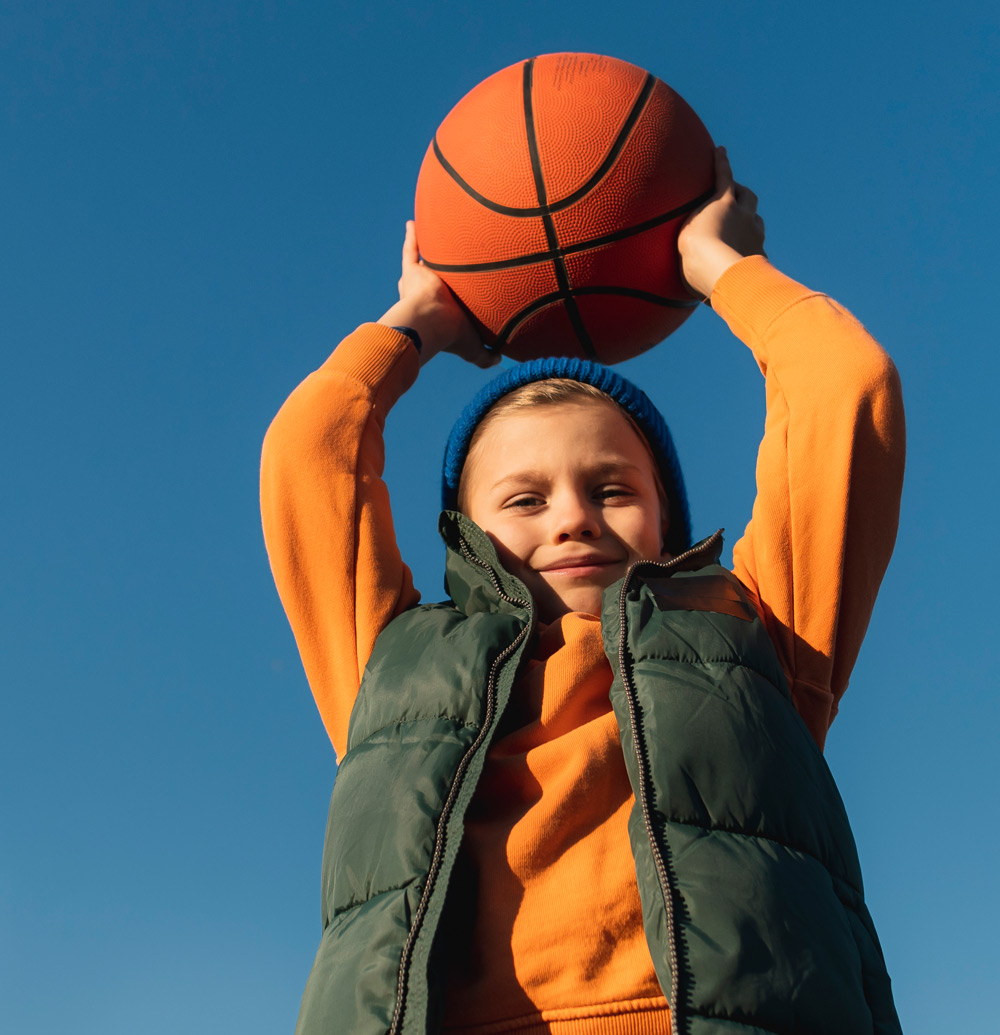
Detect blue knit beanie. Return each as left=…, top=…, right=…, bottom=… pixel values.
left=442, top=357, right=691, bottom=555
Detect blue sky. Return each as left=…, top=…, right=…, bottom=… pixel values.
left=2, top=1, right=997, bottom=1031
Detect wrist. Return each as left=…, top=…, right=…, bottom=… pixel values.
left=685, top=241, right=749, bottom=298
left=378, top=299, right=445, bottom=358
left=387, top=324, right=422, bottom=355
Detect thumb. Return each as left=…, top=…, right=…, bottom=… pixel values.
left=714, top=146, right=734, bottom=197
left=446, top=338, right=503, bottom=369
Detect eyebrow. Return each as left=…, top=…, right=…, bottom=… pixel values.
left=488, top=459, right=647, bottom=493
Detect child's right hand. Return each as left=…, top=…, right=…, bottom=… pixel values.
left=378, top=221, right=500, bottom=369
left=677, top=147, right=767, bottom=299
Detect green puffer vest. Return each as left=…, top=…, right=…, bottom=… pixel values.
left=296, top=513, right=902, bottom=1035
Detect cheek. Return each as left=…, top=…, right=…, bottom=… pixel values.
left=626, top=509, right=668, bottom=559
left=482, top=527, right=533, bottom=574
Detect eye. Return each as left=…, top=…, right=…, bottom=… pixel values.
left=504, top=494, right=545, bottom=510
left=594, top=485, right=634, bottom=502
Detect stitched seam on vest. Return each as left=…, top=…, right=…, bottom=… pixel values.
left=348, top=715, right=482, bottom=747
left=667, top=817, right=862, bottom=897
left=332, top=879, right=418, bottom=919
left=636, top=654, right=785, bottom=694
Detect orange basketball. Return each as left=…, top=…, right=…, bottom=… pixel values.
left=414, top=53, right=715, bottom=364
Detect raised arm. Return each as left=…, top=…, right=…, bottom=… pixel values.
left=679, top=149, right=906, bottom=748
left=260, top=225, right=496, bottom=759
left=261, top=325, right=421, bottom=759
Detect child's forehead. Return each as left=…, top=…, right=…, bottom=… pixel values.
left=476, top=396, right=650, bottom=459
left=485, top=394, right=619, bottom=430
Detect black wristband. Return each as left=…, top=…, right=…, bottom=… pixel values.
left=389, top=325, right=422, bottom=355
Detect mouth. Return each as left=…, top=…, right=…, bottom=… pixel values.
left=538, top=555, right=621, bottom=577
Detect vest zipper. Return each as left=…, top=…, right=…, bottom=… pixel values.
left=615, top=530, right=723, bottom=1035
left=389, top=536, right=531, bottom=1035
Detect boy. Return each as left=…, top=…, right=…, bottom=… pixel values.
left=261, top=148, right=905, bottom=1034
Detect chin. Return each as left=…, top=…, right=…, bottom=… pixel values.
left=549, top=593, right=604, bottom=620
left=529, top=575, right=608, bottom=622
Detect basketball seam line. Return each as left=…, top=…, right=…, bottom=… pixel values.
left=522, top=57, right=596, bottom=359
left=430, top=72, right=657, bottom=218
left=495, top=286, right=699, bottom=345
left=420, top=188, right=713, bottom=274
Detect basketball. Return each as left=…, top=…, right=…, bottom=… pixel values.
left=414, top=53, right=715, bottom=364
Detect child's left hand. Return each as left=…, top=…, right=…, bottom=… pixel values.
left=677, top=146, right=766, bottom=299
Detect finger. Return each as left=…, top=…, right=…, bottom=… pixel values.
left=401, top=220, right=419, bottom=269
left=735, top=184, right=759, bottom=211
left=714, top=145, right=734, bottom=197
left=473, top=347, right=503, bottom=369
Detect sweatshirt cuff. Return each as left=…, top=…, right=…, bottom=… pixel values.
left=709, top=255, right=825, bottom=348
left=318, top=323, right=421, bottom=416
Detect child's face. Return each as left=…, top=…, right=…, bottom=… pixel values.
left=462, top=398, right=668, bottom=622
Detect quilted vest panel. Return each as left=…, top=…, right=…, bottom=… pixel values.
left=603, top=555, right=901, bottom=1035
left=296, top=516, right=534, bottom=1035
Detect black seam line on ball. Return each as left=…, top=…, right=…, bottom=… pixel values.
left=421, top=187, right=714, bottom=275
left=521, top=58, right=596, bottom=359
left=522, top=59, right=554, bottom=241
left=495, top=287, right=699, bottom=347
left=574, top=286, right=699, bottom=307
left=431, top=72, right=656, bottom=219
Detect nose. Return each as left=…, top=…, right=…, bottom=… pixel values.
left=551, top=492, right=601, bottom=542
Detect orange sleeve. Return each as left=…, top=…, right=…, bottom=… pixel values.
left=712, top=257, right=905, bottom=748
left=260, top=323, right=422, bottom=760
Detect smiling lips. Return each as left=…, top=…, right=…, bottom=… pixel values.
left=538, top=554, right=622, bottom=576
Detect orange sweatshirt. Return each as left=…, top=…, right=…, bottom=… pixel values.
left=260, top=257, right=905, bottom=1034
